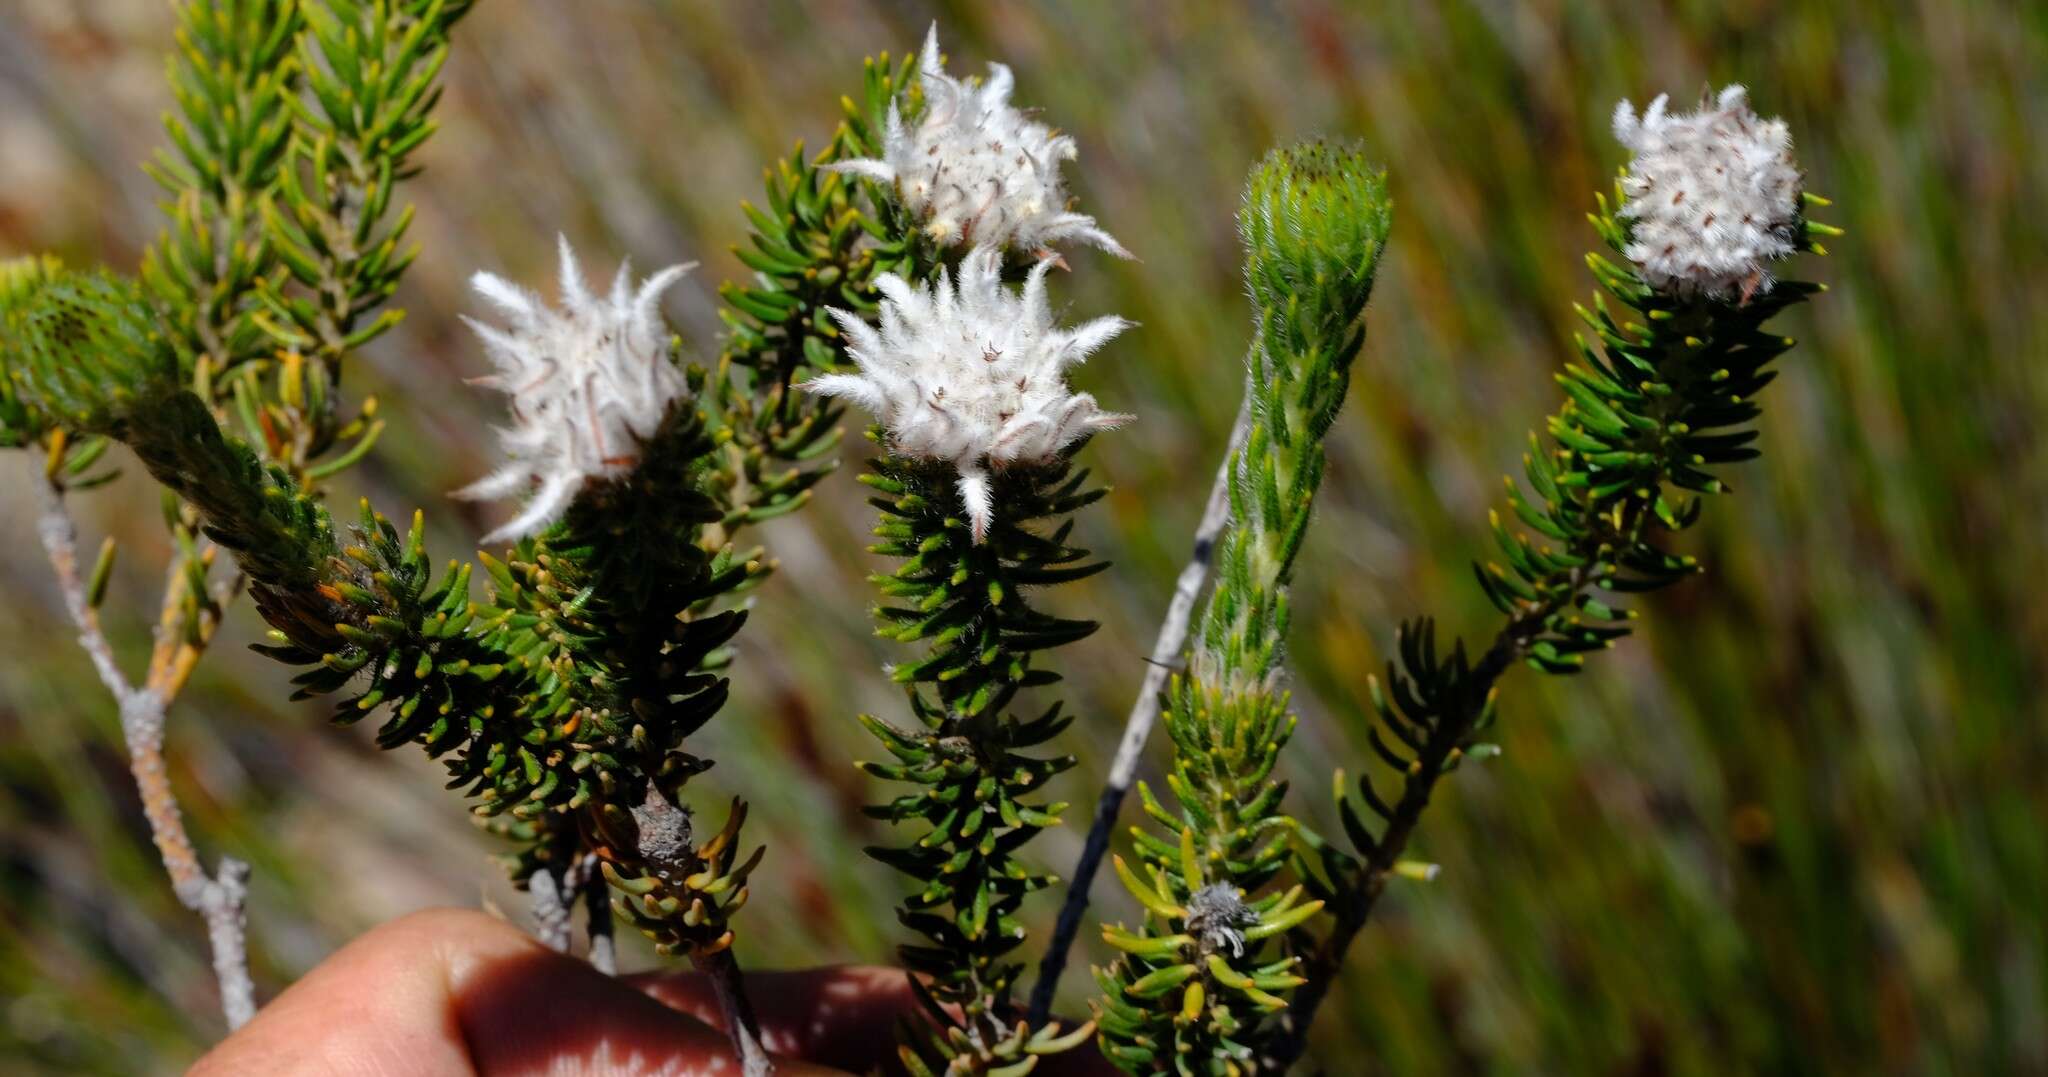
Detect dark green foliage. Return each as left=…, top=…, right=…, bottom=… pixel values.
left=1468, top=192, right=1828, bottom=666
left=1095, top=142, right=1391, bottom=1075
left=121, top=392, right=342, bottom=611
left=1332, top=188, right=1831, bottom=884
left=80, top=366, right=766, bottom=954
left=705, top=50, right=937, bottom=543
left=262, top=501, right=496, bottom=751
left=458, top=407, right=748, bottom=822
left=479, top=406, right=763, bottom=954
left=0, top=29, right=930, bottom=980
left=863, top=453, right=1106, bottom=718
left=857, top=446, right=1104, bottom=1075
left=1267, top=188, right=1835, bottom=1073
left=1287, top=616, right=1498, bottom=1026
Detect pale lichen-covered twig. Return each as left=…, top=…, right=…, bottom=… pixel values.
left=530, top=851, right=618, bottom=974
left=528, top=864, right=575, bottom=954
left=33, top=476, right=255, bottom=1030
left=1030, top=392, right=1248, bottom=1024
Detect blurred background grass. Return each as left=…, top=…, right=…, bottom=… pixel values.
left=2, top=0, right=2044, bottom=1073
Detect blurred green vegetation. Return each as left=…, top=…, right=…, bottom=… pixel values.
left=1, top=1, right=2042, bottom=1073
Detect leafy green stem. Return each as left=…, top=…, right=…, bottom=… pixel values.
left=1272, top=190, right=1834, bottom=1072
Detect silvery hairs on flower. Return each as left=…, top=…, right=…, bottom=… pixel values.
left=1612, top=84, right=1803, bottom=299
left=454, top=236, right=694, bottom=543
left=828, top=24, right=1129, bottom=260
left=805, top=245, right=1131, bottom=542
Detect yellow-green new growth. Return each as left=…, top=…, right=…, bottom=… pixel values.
left=1194, top=140, right=1393, bottom=690
left=1094, top=141, right=1391, bottom=1074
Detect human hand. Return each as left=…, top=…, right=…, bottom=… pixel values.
left=190, top=908, right=1116, bottom=1076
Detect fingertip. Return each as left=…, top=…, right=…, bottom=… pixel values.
left=631, top=964, right=921, bottom=1072
left=192, top=907, right=496, bottom=1076
left=192, top=907, right=730, bottom=1077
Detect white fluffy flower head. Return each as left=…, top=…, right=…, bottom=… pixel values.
left=455, top=237, right=692, bottom=543
left=1613, top=84, right=1802, bottom=298
left=829, top=25, right=1128, bottom=259
left=807, top=245, right=1131, bottom=542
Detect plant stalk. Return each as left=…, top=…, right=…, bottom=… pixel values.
left=34, top=476, right=256, bottom=1030
left=694, top=947, right=775, bottom=1077
left=580, top=853, right=616, bottom=975
left=1263, top=594, right=1558, bottom=1071
left=1030, top=393, right=1248, bottom=1024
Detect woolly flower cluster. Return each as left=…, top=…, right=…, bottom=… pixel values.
left=455, top=238, right=692, bottom=543
left=807, top=246, right=1130, bottom=541
left=830, top=26, right=1127, bottom=259
left=1612, top=84, right=1802, bottom=298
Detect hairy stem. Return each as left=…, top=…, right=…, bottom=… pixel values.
left=535, top=852, right=617, bottom=970
left=1030, top=393, right=1248, bottom=1024
left=34, top=476, right=255, bottom=1029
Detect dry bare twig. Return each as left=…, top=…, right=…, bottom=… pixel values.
left=34, top=476, right=255, bottom=1029
left=1030, top=394, right=1250, bottom=1023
